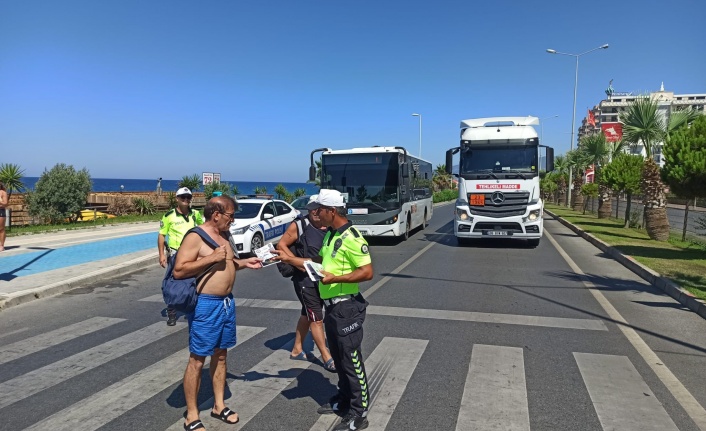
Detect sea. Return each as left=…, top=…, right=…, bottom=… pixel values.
left=20, top=177, right=319, bottom=196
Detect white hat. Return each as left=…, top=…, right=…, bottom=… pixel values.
left=307, top=194, right=319, bottom=204
left=176, top=187, right=192, bottom=196
left=306, top=189, right=345, bottom=210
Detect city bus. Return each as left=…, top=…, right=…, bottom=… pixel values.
left=309, top=146, right=433, bottom=239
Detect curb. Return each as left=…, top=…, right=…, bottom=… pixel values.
left=0, top=253, right=158, bottom=311
left=545, top=209, right=706, bottom=320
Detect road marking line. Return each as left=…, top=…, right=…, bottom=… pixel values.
left=545, top=229, right=706, bottom=430
left=309, top=337, right=428, bottom=431
left=0, top=316, right=125, bottom=366
left=0, top=321, right=186, bottom=409
left=363, top=241, right=437, bottom=298
left=456, top=344, right=529, bottom=431
left=23, top=326, right=265, bottom=431
left=575, top=352, right=679, bottom=431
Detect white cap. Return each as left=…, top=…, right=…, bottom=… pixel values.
left=176, top=187, right=192, bottom=196
left=308, top=194, right=319, bottom=204
left=306, top=189, right=345, bottom=210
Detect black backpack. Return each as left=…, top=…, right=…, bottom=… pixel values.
left=277, top=215, right=326, bottom=279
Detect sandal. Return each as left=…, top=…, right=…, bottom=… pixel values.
left=210, top=407, right=239, bottom=425
left=183, top=419, right=205, bottom=430
left=323, top=358, right=336, bottom=372
left=290, top=351, right=311, bottom=361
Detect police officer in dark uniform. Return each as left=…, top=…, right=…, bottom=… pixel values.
left=306, top=189, right=373, bottom=431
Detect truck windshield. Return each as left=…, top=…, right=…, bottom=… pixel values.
left=321, top=153, right=400, bottom=209
left=460, top=145, right=538, bottom=175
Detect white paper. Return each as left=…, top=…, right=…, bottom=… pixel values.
left=303, top=260, right=325, bottom=282
left=254, top=243, right=278, bottom=267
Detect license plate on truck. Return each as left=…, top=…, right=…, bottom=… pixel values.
left=484, top=231, right=511, bottom=236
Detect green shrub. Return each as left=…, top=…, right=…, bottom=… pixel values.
left=433, top=189, right=457, bottom=203
left=132, top=197, right=156, bottom=215
left=178, top=174, right=201, bottom=192
left=204, top=181, right=233, bottom=200
left=26, top=163, right=92, bottom=224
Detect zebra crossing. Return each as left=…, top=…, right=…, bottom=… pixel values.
left=0, top=302, right=691, bottom=430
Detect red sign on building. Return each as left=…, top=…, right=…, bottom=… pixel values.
left=601, top=122, right=623, bottom=142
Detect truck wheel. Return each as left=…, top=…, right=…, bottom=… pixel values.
left=250, top=233, right=264, bottom=255
left=527, top=238, right=540, bottom=248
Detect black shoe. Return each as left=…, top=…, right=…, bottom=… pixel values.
left=333, top=413, right=368, bottom=430
left=166, top=310, right=177, bottom=326
left=317, top=395, right=349, bottom=415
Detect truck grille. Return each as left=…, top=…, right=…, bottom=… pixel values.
left=468, top=191, right=529, bottom=218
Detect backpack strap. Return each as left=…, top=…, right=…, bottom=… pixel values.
left=186, top=226, right=221, bottom=249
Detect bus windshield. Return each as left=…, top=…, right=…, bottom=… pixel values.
left=460, top=145, right=538, bottom=176
left=321, top=153, right=401, bottom=209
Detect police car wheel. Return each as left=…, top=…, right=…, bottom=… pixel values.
left=250, top=233, right=264, bottom=254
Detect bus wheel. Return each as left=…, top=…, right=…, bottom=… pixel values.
left=422, top=210, right=428, bottom=230
left=403, top=215, right=411, bottom=240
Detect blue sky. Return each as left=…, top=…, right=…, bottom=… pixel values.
left=1, top=0, right=704, bottom=182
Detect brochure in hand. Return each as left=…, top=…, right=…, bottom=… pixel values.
left=254, top=243, right=278, bottom=267
left=303, top=260, right=325, bottom=282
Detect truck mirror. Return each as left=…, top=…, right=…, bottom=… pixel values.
left=445, top=150, right=453, bottom=175
left=309, top=166, right=316, bottom=182
left=546, top=147, right=555, bottom=172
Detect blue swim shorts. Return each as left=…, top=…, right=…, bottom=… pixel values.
left=188, top=293, right=236, bottom=357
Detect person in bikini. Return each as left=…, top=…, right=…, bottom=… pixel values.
left=174, top=196, right=264, bottom=430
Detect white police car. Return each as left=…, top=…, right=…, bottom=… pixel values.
left=229, top=198, right=298, bottom=255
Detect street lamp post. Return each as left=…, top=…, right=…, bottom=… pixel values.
left=546, top=44, right=609, bottom=208
left=411, top=113, right=422, bottom=158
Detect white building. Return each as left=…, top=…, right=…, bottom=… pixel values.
left=578, top=84, right=706, bottom=166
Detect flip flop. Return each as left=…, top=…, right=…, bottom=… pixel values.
left=183, top=419, right=204, bottom=430
left=323, top=358, right=336, bottom=372
left=210, top=407, right=239, bottom=424
left=290, top=352, right=311, bottom=361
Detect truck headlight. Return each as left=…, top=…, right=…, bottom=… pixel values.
left=527, top=210, right=541, bottom=221
left=456, top=208, right=472, bottom=222
left=231, top=224, right=250, bottom=235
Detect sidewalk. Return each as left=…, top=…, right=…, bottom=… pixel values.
left=0, top=222, right=160, bottom=310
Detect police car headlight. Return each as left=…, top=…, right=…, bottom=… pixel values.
left=527, top=210, right=541, bottom=221
left=456, top=208, right=472, bottom=222
left=231, top=225, right=250, bottom=235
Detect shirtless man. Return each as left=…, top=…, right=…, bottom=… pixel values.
left=174, top=196, right=263, bottom=430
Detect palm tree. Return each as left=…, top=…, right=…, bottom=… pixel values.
left=0, top=163, right=26, bottom=198
left=579, top=133, right=611, bottom=218
left=566, top=149, right=592, bottom=212
left=621, top=97, right=700, bottom=240
left=553, top=155, right=569, bottom=205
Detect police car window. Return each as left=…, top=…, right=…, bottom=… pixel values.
left=233, top=203, right=261, bottom=219
left=262, top=202, right=276, bottom=218
left=274, top=201, right=293, bottom=216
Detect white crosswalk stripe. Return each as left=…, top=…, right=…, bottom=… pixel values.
left=23, top=326, right=266, bottom=431
left=0, top=316, right=125, bottom=366
left=309, top=337, right=428, bottom=431
left=457, top=344, right=529, bottom=431
left=575, top=352, right=680, bottom=431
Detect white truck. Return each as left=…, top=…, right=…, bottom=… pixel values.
left=445, top=116, right=554, bottom=247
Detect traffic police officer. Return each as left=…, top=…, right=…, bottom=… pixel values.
left=306, top=189, right=373, bottom=431
left=157, top=187, right=204, bottom=325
